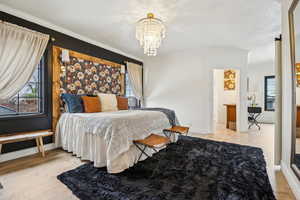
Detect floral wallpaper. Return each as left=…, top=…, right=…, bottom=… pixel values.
left=59, top=56, right=122, bottom=96
left=224, top=69, right=236, bottom=90
left=296, top=63, right=300, bottom=87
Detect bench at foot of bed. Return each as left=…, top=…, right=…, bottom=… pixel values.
left=133, top=134, right=170, bottom=163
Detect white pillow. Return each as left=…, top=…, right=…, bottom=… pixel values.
left=97, top=93, right=118, bottom=112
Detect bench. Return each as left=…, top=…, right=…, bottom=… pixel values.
left=0, top=130, right=53, bottom=157
left=133, top=134, right=170, bottom=163
left=163, top=126, right=190, bottom=138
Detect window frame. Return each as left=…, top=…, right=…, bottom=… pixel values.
left=125, top=71, right=135, bottom=98
left=264, top=75, right=276, bottom=112
left=0, top=57, right=45, bottom=118
left=124, top=69, right=143, bottom=109
left=0, top=47, right=52, bottom=134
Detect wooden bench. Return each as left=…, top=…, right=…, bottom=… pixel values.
left=133, top=134, right=170, bottom=162
left=0, top=130, right=53, bottom=157
left=163, top=126, right=190, bottom=138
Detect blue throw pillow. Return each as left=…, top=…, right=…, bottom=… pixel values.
left=61, top=93, right=84, bottom=113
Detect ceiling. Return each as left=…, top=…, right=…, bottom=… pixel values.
left=0, top=0, right=281, bottom=58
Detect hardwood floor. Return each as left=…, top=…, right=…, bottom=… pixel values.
left=0, top=124, right=296, bottom=200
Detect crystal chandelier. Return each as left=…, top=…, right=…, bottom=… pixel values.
left=136, top=13, right=166, bottom=56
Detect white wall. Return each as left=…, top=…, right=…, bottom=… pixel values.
left=248, top=62, right=275, bottom=123
left=143, top=47, right=248, bottom=133
left=281, top=0, right=300, bottom=198
left=213, top=69, right=237, bottom=124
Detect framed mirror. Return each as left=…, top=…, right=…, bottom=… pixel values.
left=289, top=0, right=300, bottom=178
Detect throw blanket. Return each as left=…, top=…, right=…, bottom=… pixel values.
left=56, top=110, right=176, bottom=173
left=136, top=107, right=179, bottom=126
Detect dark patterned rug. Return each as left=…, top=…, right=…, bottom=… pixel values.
left=57, top=136, right=275, bottom=200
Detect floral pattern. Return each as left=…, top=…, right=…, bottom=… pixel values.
left=224, top=69, right=236, bottom=90
left=59, top=56, right=122, bottom=95
left=296, top=63, right=300, bottom=87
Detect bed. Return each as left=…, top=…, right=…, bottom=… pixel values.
left=52, top=47, right=178, bottom=173
left=55, top=109, right=178, bottom=173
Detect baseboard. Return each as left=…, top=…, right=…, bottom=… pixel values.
left=189, top=131, right=211, bottom=135
left=281, top=162, right=300, bottom=200
left=260, top=122, right=275, bottom=124
left=0, top=143, right=57, bottom=163
left=274, top=165, right=281, bottom=171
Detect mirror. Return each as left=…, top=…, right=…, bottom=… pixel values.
left=290, top=0, right=300, bottom=177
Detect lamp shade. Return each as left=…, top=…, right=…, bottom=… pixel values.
left=61, top=49, right=70, bottom=63
left=120, top=65, right=126, bottom=74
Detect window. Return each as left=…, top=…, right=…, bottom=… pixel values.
left=125, top=72, right=134, bottom=97
left=125, top=72, right=141, bottom=108
left=264, top=76, right=275, bottom=111
left=0, top=56, right=45, bottom=117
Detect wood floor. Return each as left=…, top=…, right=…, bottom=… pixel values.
left=0, top=124, right=296, bottom=200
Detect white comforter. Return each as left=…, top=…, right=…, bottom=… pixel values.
left=55, top=110, right=176, bottom=173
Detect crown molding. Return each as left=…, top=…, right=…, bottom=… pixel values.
left=0, top=3, right=143, bottom=62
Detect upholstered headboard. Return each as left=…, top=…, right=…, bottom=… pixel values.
left=52, top=46, right=125, bottom=130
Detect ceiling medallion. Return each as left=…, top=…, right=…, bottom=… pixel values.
left=136, top=13, right=166, bottom=56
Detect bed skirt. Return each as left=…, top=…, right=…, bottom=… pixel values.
left=55, top=114, right=177, bottom=173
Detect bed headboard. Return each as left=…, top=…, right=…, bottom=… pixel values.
left=52, top=46, right=125, bottom=131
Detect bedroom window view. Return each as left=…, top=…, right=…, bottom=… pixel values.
left=0, top=57, right=44, bottom=116
left=264, top=76, right=275, bottom=111
left=125, top=72, right=134, bottom=97
left=125, top=72, right=140, bottom=109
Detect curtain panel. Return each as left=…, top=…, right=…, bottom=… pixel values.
left=0, top=21, right=49, bottom=100
left=126, top=62, right=143, bottom=105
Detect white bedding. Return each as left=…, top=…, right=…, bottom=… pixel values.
left=55, top=110, right=177, bottom=173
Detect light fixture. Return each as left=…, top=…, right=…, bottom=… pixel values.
left=136, top=13, right=166, bottom=56
left=120, top=65, right=126, bottom=74
left=61, top=49, right=70, bottom=63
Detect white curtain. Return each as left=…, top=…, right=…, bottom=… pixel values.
left=0, top=21, right=49, bottom=100
left=126, top=62, right=143, bottom=104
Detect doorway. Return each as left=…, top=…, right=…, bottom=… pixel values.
left=213, top=69, right=240, bottom=132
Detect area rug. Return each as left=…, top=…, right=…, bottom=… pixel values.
left=57, top=136, right=276, bottom=200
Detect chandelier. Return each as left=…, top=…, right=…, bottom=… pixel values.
left=136, top=13, right=166, bottom=56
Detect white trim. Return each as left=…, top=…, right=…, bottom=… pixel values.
left=0, top=143, right=57, bottom=163
left=190, top=131, right=212, bottom=136
left=0, top=3, right=143, bottom=62
left=274, top=38, right=282, bottom=166
left=281, top=162, right=300, bottom=200
left=273, top=165, right=281, bottom=171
